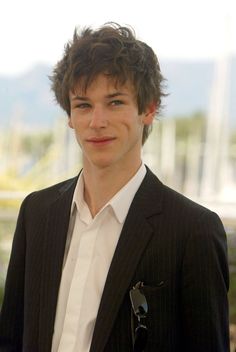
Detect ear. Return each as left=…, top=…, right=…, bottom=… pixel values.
left=142, top=102, right=157, bottom=125
left=68, top=117, right=74, bottom=129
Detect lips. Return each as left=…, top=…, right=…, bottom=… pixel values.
left=86, top=136, right=116, bottom=145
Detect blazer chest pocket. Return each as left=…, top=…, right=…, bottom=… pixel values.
left=132, top=280, right=176, bottom=351
left=130, top=280, right=169, bottom=318
left=139, top=281, right=170, bottom=324
left=140, top=280, right=167, bottom=293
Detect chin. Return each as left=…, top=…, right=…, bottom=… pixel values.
left=92, top=161, right=114, bottom=169
left=88, top=156, right=118, bottom=169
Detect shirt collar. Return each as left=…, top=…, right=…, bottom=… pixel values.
left=71, top=163, right=146, bottom=224
left=108, top=163, right=146, bottom=223
left=70, top=172, right=87, bottom=218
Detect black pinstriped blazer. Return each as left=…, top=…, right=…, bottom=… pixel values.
left=0, top=167, right=230, bottom=351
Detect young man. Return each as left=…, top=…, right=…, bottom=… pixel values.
left=0, top=23, right=229, bottom=351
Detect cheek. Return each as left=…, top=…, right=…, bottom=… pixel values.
left=69, top=115, right=87, bottom=131
left=72, top=128, right=82, bottom=147
left=119, top=111, right=141, bottom=126
left=121, top=116, right=142, bottom=131
left=68, top=118, right=74, bottom=129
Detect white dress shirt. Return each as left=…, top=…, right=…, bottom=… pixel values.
left=51, top=163, right=146, bottom=352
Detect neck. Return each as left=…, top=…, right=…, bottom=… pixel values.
left=83, top=161, right=142, bottom=217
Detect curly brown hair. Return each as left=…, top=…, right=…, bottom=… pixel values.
left=50, top=22, right=166, bottom=144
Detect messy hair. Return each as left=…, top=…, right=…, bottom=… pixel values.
left=50, top=22, right=166, bottom=144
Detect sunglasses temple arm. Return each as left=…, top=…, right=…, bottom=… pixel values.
left=131, top=307, right=135, bottom=348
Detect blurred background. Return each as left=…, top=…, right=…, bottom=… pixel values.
left=0, top=0, right=236, bottom=349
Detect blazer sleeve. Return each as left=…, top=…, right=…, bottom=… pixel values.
left=0, top=195, right=30, bottom=351
left=181, top=210, right=230, bottom=351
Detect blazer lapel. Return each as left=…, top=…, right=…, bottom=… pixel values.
left=38, top=177, right=77, bottom=351
left=90, top=169, right=163, bottom=352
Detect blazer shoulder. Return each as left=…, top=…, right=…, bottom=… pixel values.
left=161, top=183, right=225, bottom=234
left=20, top=176, right=78, bottom=215
left=163, top=184, right=212, bottom=215
left=145, top=167, right=220, bottom=222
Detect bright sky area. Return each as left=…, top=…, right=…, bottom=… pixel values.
left=0, top=0, right=235, bottom=76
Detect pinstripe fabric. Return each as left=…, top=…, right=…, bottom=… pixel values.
left=0, top=177, right=77, bottom=352
left=0, top=168, right=229, bottom=352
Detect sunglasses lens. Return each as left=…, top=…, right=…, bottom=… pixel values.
left=134, top=324, right=148, bottom=351
left=129, top=287, right=148, bottom=318
left=129, top=283, right=148, bottom=351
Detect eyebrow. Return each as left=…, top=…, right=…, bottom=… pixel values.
left=71, top=92, right=128, bottom=101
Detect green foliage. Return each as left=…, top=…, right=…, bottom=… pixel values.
left=21, top=131, right=53, bottom=158
left=230, top=131, right=236, bottom=145
left=175, top=111, right=205, bottom=140
left=0, top=219, right=15, bottom=309
left=228, top=230, right=236, bottom=323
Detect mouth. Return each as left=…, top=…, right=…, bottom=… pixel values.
left=86, top=136, right=116, bottom=146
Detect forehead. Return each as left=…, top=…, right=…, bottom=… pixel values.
left=71, top=73, right=135, bottom=96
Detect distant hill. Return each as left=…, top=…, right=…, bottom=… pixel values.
left=161, top=58, right=236, bottom=122
left=0, top=65, right=61, bottom=129
left=0, top=58, right=235, bottom=129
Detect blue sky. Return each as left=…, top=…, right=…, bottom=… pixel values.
left=0, top=0, right=235, bottom=75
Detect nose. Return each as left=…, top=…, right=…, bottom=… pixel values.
left=89, top=106, right=108, bottom=129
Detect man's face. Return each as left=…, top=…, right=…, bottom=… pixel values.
left=69, top=74, right=155, bottom=171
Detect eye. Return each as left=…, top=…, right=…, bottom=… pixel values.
left=110, top=100, right=124, bottom=106
left=74, top=102, right=91, bottom=109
